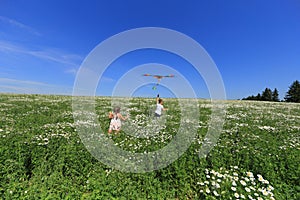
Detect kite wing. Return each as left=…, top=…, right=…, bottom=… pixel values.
left=143, top=74, right=174, bottom=90
left=143, top=74, right=174, bottom=78
left=165, top=74, right=175, bottom=78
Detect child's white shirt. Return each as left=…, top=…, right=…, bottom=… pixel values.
left=155, top=104, right=164, bottom=115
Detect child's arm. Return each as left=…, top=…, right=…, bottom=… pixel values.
left=118, top=113, right=129, bottom=121
left=162, top=104, right=168, bottom=111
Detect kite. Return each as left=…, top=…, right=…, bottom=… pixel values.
left=143, top=74, right=175, bottom=90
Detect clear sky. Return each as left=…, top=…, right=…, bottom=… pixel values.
left=0, top=0, right=299, bottom=99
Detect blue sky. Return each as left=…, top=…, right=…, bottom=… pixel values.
left=0, top=0, right=299, bottom=99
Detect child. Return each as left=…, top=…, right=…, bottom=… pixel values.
left=108, top=106, right=128, bottom=134
left=154, top=94, right=167, bottom=117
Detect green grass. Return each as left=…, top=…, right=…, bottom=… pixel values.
left=0, top=94, right=299, bottom=199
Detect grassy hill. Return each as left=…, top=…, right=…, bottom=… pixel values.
left=0, top=94, right=299, bottom=199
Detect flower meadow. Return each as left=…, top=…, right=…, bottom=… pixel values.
left=0, top=94, right=299, bottom=199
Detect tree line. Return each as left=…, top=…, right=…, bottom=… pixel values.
left=243, top=80, right=300, bottom=103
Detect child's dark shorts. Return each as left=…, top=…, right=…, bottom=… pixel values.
left=154, top=113, right=161, bottom=117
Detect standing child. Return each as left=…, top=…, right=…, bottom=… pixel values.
left=108, top=106, right=128, bottom=134
left=154, top=94, right=167, bottom=117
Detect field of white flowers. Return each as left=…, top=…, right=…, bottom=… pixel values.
left=0, top=94, right=299, bottom=199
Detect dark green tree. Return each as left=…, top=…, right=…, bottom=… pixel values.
left=261, top=88, right=272, bottom=101
left=243, top=93, right=263, bottom=101
left=285, top=80, right=300, bottom=103
left=256, top=93, right=261, bottom=100
left=272, top=88, right=279, bottom=102
left=242, top=93, right=261, bottom=101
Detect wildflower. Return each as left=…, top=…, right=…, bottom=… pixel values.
left=105, top=169, right=112, bottom=176
left=246, top=172, right=254, bottom=178
left=232, top=181, right=237, bottom=186
left=245, top=187, right=251, bottom=193
left=262, top=189, right=269, bottom=196
left=257, top=197, right=263, bottom=200
left=267, top=185, right=274, bottom=191
left=263, top=179, right=269, bottom=184
left=197, top=182, right=205, bottom=186
left=231, top=187, right=236, bottom=191
left=250, top=186, right=256, bottom=191
left=205, top=188, right=210, bottom=193
left=234, top=193, right=240, bottom=198
left=217, top=173, right=223, bottom=178
left=213, top=190, right=219, bottom=196
left=257, top=174, right=264, bottom=182
left=240, top=194, right=245, bottom=199
left=240, top=180, right=247, bottom=186
left=206, top=175, right=210, bottom=178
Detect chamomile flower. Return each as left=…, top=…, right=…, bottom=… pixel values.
left=246, top=172, right=254, bottom=178
left=257, top=174, right=264, bottom=182
left=232, top=181, right=237, bottom=186
left=234, top=193, right=240, bottom=198
left=213, top=190, right=219, bottom=197
left=205, top=188, right=211, bottom=193
left=262, top=189, right=269, bottom=196
left=240, top=180, right=247, bottom=186
left=245, top=187, right=251, bottom=193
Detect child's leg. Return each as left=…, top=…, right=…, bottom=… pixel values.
left=115, top=124, right=121, bottom=134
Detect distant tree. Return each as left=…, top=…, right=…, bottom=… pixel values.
left=256, top=93, right=261, bottom=101
left=285, top=80, right=300, bottom=103
left=242, top=96, right=253, bottom=100
left=243, top=93, right=262, bottom=101
left=272, top=88, right=279, bottom=102
left=243, top=93, right=260, bottom=100
left=261, top=88, right=272, bottom=101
